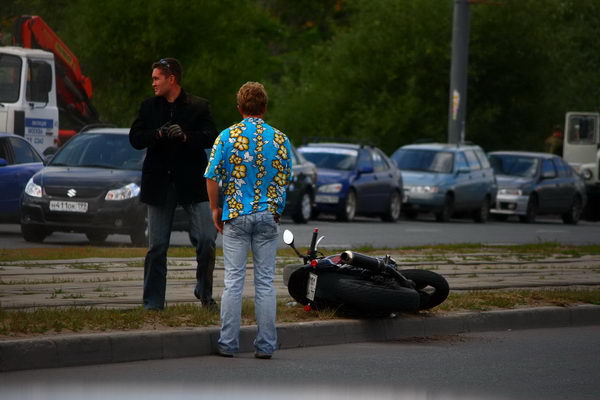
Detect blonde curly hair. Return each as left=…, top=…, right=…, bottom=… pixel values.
left=237, top=82, right=268, bottom=116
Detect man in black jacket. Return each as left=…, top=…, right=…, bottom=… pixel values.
left=129, top=58, right=218, bottom=310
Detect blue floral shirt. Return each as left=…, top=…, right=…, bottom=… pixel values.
left=204, top=117, right=293, bottom=221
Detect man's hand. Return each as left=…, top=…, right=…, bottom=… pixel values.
left=167, top=124, right=187, bottom=142
left=212, top=207, right=223, bottom=234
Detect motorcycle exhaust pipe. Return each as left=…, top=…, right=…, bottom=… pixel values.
left=340, top=251, right=384, bottom=272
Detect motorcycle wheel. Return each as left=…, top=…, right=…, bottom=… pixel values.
left=400, top=269, right=450, bottom=310
left=332, top=277, right=421, bottom=313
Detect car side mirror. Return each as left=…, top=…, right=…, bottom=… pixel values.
left=0, top=157, right=7, bottom=167
left=358, top=165, right=374, bottom=174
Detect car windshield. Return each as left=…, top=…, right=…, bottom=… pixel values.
left=392, top=149, right=454, bottom=173
left=299, top=147, right=358, bottom=171
left=489, top=155, right=539, bottom=178
left=50, top=133, right=145, bottom=170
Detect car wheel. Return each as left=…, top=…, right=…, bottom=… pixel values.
left=382, top=190, right=401, bottom=222
left=86, top=232, right=108, bottom=245
left=292, top=190, right=312, bottom=224
left=562, top=196, right=582, bottom=225
left=337, top=190, right=356, bottom=222
left=519, top=196, right=537, bottom=223
left=131, top=217, right=149, bottom=247
left=435, top=194, right=454, bottom=222
left=473, top=197, right=490, bottom=223
left=21, top=225, right=48, bottom=243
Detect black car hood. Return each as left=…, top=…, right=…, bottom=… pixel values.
left=35, top=167, right=141, bottom=190
left=496, top=174, right=534, bottom=189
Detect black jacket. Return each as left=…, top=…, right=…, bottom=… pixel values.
left=129, top=89, right=218, bottom=206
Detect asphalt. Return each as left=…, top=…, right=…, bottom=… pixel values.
left=1, top=253, right=600, bottom=372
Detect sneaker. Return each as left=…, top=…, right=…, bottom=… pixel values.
left=254, top=351, right=272, bottom=360
left=217, top=348, right=234, bottom=358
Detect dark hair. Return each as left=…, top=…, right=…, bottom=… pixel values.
left=152, top=58, right=182, bottom=84
left=237, top=82, right=268, bottom=116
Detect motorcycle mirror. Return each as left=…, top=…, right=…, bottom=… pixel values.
left=283, top=229, right=294, bottom=245
left=315, top=235, right=325, bottom=250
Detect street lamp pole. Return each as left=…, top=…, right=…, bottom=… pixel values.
left=448, top=0, right=471, bottom=144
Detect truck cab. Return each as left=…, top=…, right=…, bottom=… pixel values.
left=0, top=46, right=58, bottom=155
left=563, top=111, right=600, bottom=220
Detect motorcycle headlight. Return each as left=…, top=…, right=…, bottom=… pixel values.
left=319, top=183, right=343, bottom=193
left=24, top=178, right=42, bottom=198
left=498, top=188, right=522, bottom=196
left=409, top=185, right=439, bottom=193
left=105, top=183, right=140, bottom=201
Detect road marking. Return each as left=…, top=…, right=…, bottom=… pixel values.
left=536, top=229, right=567, bottom=233
left=404, top=228, right=441, bottom=233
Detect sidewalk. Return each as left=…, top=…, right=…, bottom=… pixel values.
left=1, top=253, right=600, bottom=371
left=2, top=253, right=600, bottom=310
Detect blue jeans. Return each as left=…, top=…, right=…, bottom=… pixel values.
left=219, top=211, right=279, bottom=355
left=143, top=184, right=217, bottom=310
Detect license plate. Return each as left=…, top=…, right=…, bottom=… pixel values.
left=306, top=272, right=318, bottom=301
left=49, top=201, right=88, bottom=213
left=315, top=195, right=339, bottom=204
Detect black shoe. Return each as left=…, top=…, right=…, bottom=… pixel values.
left=217, top=348, right=234, bottom=358
left=254, top=352, right=272, bottom=360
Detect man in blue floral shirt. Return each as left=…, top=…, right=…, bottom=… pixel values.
left=205, top=82, right=292, bottom=359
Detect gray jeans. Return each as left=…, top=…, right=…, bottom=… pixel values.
left=143, top=184, right=217, bottom=310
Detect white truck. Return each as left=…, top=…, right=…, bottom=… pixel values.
left=563, top=111, right=600, bottom=220
left=0, top=16, right=98, bottom=156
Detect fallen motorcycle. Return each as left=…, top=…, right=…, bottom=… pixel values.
left=282, top=228, right=449, bottom=314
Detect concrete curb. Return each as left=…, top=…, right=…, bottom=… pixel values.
left=1, top=305, right=599, bottom=372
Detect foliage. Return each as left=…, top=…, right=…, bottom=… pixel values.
left=2, top=0, right=600, bottom=151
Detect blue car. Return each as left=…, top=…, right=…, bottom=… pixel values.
left=298, top=142, right=403, bottom=222
left=0, top=134, right=44, bottom=223
left=391, top=143, right=497, bottom=222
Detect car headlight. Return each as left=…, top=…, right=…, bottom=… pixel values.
left=498, top=188, right=522, bottom=196
left=318, top=183, right=343, bottom=193
left=581, top=168, right=593, bottom=180
left=408, top=185, right=439, bottom=193
left=24, top=178, right=42, bottom=198
left=105, top=183, right=140, bottom=201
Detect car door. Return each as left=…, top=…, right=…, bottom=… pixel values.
left=0, top=137, right=43, bottom=220
left=353, top=149, right=378, bottom=213
left=554, top=157, right=576, bottom=210
left=536, top=158, right=561, bottom=212
left=371, top=148, right=396, bottom=212
left=463, top=149, right=485, bottom=208
left=452, top=151, right=473, bottom=210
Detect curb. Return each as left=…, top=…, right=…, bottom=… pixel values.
left=1, top=305, right=599, bottom=372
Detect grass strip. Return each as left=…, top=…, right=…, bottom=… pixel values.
left=2, top=242, right=600, bottom=263
left=1, top=288, right=599, bottom=338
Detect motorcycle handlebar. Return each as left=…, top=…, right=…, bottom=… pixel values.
left=309, top=228, right=318, bottom=259
left=340, top=251, right=384, bottom=272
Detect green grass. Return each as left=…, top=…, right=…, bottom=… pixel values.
left=3, top=242, right=600, bottom=263
left=2, top=289, right=599, bottom=337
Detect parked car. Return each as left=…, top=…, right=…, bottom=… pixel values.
left=0, top=133, right=44, bottom=223
left=390, top=143, right=497, bottom=222
left=298, top=142, right=403, bottom=222
left=285, top=144, right=317, bottom=223
left=488, top=151, right=587, bottom=224
left=20, top=128, right=189, bottom=245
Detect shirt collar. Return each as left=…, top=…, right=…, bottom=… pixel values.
left=244, top=117, right=264, bottom=125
